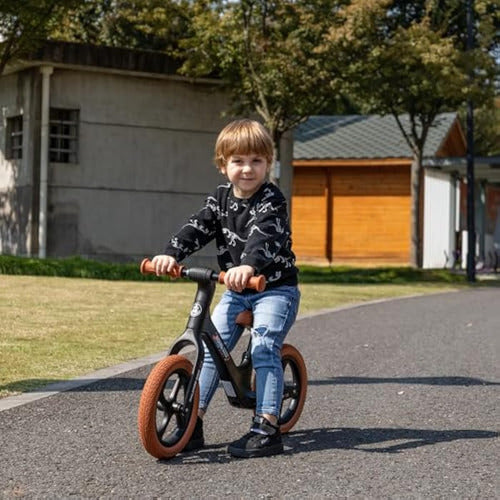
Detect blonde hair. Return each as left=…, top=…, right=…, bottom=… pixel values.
left=214, top=119, right=274, bottom=170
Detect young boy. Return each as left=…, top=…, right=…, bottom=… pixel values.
left=152, top=119, right=300, bottom=458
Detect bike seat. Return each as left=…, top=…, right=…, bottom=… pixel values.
left=235, top=310, right=253, bottom=327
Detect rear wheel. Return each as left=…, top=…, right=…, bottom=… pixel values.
left=279, top=344, right=307, bottom=433
left=138, top=355, right=199, bottom=459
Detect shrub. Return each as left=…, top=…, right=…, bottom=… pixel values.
left=0, top=255, right=467, bottom=284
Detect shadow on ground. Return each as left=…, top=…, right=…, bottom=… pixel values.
left=161, top=426, right=500, bottom=465
left=310, top=376, right=500, bottom=386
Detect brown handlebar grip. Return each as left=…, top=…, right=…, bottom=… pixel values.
left=140, top=258, right=183, bottom=279
left=218, top=271, right=266, bottom=292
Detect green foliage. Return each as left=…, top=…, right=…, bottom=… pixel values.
left=0, top=255, right=468, bottom=284
left=0, top=0, right=80, bottom=74
left=48, top=0, right=113, bottom=45
left=50, top=0, right=194, bottom=55
left=332, top=0, right=497, bottom=125
left=460, top=100, right=500, bottom=156
left=179, top=0, right=350, bottom=176
left=298, top=265, right=467, bottom=284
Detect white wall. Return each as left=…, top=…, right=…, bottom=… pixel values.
left=0, top=70, right=38, bottom=256
left=423, top=169, right=456, bottom=269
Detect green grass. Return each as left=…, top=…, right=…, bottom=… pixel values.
left=0, top=255, right=493, bottom=399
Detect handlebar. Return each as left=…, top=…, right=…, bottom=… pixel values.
left=140, top=258, right=266, bottom=292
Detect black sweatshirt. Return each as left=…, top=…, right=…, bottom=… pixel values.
left=164, top=181, right=298, bottom=288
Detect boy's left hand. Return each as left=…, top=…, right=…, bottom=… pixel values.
left=224, top=265, right=255, bottom=292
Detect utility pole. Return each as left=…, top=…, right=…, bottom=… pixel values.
left=466, top=0, right=476, bottom=282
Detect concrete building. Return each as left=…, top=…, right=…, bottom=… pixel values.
left=0, top=41, right=232, bottom=265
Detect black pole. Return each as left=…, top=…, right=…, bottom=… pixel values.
left=466, top=0, right=476, bottom=282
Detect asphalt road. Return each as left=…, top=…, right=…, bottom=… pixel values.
left=1, top=288, right=499, bottom=499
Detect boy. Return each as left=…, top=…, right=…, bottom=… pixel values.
left=152, top=119, right=300, bottom=458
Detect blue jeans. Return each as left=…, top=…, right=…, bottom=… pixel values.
left=198, top=285, right=300, bottom=417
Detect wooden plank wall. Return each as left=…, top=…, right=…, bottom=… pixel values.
left=292, top=165, right=411, bottom=264
left=331, top=166, right=411, bottom=262
left=291, top=168, right=327, bottom=260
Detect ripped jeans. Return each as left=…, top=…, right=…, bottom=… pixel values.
left=198, top=285, right=300, bottom=417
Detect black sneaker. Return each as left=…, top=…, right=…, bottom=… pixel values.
left=228, top=416, right=283, bottom=458
left=163, top=417, right=204, bottom=452
left=183, top=417, right=204, bottom=452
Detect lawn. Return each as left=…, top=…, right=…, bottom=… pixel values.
left=0, top=273, right=467, bottom=398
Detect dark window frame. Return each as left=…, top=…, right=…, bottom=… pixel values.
left=49, top=108, right=79, bottom=164
left=6, top=115, right=23, bottom=160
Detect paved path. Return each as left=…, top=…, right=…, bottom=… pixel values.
left=1, top=288, right=499, bottom=499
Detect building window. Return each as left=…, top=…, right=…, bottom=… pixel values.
left=6, top=115, right=23, bottom=159
left=49, top=108, right=79, bottom=163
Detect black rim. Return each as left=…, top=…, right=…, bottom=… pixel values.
left=279, top=356, right=301, bottom=425
left=155, top=368, right=191, bottom=447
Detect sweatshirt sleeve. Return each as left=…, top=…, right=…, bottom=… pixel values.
left=240, top=199, right=291, bottom=273
left=164, top=194, right=218, bottom=261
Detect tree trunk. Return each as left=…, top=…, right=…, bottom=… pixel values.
left=269, top=141, right=280, bottom=186
left=0, top=32, right=18, bottom=76
left=277, top=130, right=294, bottom=208
left=409, top=153, right=423, bottom=268
left=269, top=128, right=281, bottom=186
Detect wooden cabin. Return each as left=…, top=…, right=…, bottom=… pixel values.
left=292, top=114, right=466, bottom=266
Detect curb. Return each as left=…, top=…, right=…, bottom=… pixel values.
left=0, top=292, right=442, bottom=412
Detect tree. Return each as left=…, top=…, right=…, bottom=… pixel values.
left=51, top=0, right=194, bottom=55
left=0, top=0, right=79, bottom=75
left=468, top=100, right=500, bottom=156
left=48, top=0, right=113, bottom=46
left=179, top=0, right=350, bottom=187
left=326, top=0, right=498, bottom=267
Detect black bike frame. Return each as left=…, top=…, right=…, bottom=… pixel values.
left=167, top=268, right=256, bottom=417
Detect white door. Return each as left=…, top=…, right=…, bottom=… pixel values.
left=423, top=170, right=456, bottom=269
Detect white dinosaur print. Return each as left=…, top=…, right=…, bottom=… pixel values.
left=248, top=225, right=270, bottom=238
left=260, top=242, right=277, bottom=259
left=217, top=245, right=230, bottom=256
left=171, top=236, right=202, bottom=253
left=183, top=219, right=212, bottom=235
left=262, top=186, right=274, bottom=200
left=222, top=227, right=248, bottom=247
left=269, top=217, right=285, bottom=234
left=257, top=201, right=274, bottom=214
left=274, top=255, right=293, bottom=268
left=268, top=270, right=282, bottom=282
left=245, top=208, right=257, bottom=227
left=205, top=197, right=220, bottom=216
left=170, top=237, right=190, bottom=254
left=192, top=238, right=202, bottom=251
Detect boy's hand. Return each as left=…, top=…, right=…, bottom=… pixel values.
left=151, top=255, right=178, bottom=276
left=224, top=265, right=255, bottom=292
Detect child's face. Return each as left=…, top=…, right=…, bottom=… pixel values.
left=221, top=153, right=270, bottom=199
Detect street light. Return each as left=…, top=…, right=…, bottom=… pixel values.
left=466, top=0, right=476, bottom=282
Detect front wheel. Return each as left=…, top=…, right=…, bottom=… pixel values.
left=138, top=355, right=199, bottom=459
left=279, top=344, right=307, bottom=434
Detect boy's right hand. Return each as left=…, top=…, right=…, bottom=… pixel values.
left=151, top=255, right=178, bottom=276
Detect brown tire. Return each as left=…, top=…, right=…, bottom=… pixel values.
left=279, top=344, right=307, bottom=434
left=138, top=355, right=199, bottom=459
